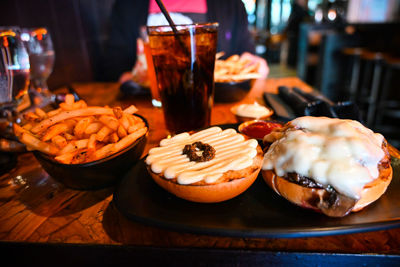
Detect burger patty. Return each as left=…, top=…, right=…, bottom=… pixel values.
left=285, top=172, right=324, bottom=189
left=280, top=139, right=391, bottom=191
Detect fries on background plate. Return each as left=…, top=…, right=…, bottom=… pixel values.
left=214, top=52, right=263, bottom=83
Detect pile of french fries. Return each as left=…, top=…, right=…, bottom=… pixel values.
left=13, top=94, right=148, bottom=164
left=214, top=52, right=263, bottom=82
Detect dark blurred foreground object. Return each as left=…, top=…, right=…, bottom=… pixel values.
left=278, top=86, right=323, bottom=117
left=292, top=87, right=361, bottom=121
left=277, top=86, right=360, bottom=121
left=263, top=86, right=360, bottom=121
left=263, top=92, right=295, bottom=121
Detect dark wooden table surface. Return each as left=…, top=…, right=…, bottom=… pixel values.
left=1, top=77, right=399, bottom=265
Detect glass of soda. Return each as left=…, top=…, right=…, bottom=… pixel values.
left=147, top=23, right=218, bottom=134
left=140, top=26, right=162, bottom=108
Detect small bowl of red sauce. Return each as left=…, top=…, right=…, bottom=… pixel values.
left=238, top=120, right=283, bottom=142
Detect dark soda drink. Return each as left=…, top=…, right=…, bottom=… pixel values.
left=148, top=23, right=218, bottom=134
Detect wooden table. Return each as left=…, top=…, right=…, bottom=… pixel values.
left=1, top=77, right=399, bottom=265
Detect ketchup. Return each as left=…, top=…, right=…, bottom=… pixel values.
left=241, top=121, right=282, bottom=139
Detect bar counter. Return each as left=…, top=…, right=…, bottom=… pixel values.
left=1, top=77, right=399, bottom=265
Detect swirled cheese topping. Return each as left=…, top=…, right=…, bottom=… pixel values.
left=233, top=102, right=272, bottom=118
left=262, top=116, right=385, bottom=199
left=146, top=127, right=258, bottom=185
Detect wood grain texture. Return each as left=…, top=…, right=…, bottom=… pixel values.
left=1, top=77, right=399, bottom=254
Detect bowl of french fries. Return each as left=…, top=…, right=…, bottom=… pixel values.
left=13, top=94, right=149, bottom=190
left=214, top=53, right=262, bottom=103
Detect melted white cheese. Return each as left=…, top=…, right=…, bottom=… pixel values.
left=146, top=127, right=258, bottom=185
left=262, top=116, right=385, bottom=199
left=233, top=102, right=272, bottom=118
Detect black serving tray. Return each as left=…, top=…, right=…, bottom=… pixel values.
left=113, top=124, right=400, bottom=238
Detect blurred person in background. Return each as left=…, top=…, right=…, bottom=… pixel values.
left=103, top=0, right=269, bottom=84
left=284, top=0, right=311, bottom=67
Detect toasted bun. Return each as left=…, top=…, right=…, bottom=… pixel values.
left=261, top=160, right=392, bottom=216
left=147, top=145, right=263, bottom=203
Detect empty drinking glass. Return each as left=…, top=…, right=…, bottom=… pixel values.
left=22, top=28, right=55, bottom=104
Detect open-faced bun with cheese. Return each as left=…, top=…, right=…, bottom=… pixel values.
left=261, top=116, right=392, bottom=217
left=146, top=127, right=263, bottom=203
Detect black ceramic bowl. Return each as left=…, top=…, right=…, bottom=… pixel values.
left=33, top=115, right=149, bottom=190
left=214, top=79, right=252, bottom=103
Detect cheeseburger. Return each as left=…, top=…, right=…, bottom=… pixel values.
left=262, top=116, right=392, bottom=217
left=146, top=127, right=263, bottom=203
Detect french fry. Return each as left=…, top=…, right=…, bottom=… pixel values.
left=20, top=132, right=59, bottom=155
left=55, top=149, right=89, bottom=164
left=75, top=139, right=89, bottom=149
left=85, top=122, right=103, bottom=135
left=63, top=132, right=75, bottom=141
left=59, top=103, right=73, bottom=111
left=99, top=115, right=119, bottom=131
left=13, top=123, right=28, bottom=138
left=23, top=112, right=41, bottom=122
left=113, top=107, right=123, bottom=119
left=54, top=150, right=75, bottom=164
left=60, top=100, right=88, bottom=111
left=119, top=114, right=130, bottom=130
left=117, top=125, right=127, bottom=139
left=71, top=150, right=88, bottom=164
left=65, top=94, right=75, bottom=105
left=42, top=123, right=70, bottom=142
left=22, top=123, right=33, bottom=131
left=127, top=121, right=145, bottom=134
left=216, top=51, right=225, bottom=59
left=31, top=107, right=114, bottom=134
left=112, top=127, right=147, bottom=153
left=35, top=108, right=47, bottom=119
left=51, top=135, right=67, bottom=149
left=109, top=132, right=119, bottom=143
left=57, top=139, right=87, bottom=155
left=87, top=134, right=97, bottom=152
left=94, top=143, right=114, bottom=160
left=77, top=100, right=87, bottom=109
left=64, top=119, right=77, bottom=130
left=125, top=114, right=141, bottom=126
left=74, top=117, right=94, bottom=138
left=101, top=135, right=111, bottom=144
left=47, top=108, right=61, bottom=117
left=241, top=62, right=259, bottom=74
left=71, top=149, right=89, bottom=164
left=226, top=54, right=240, bottom=62
left=123, top=105, right=138, bottom=114
left=60, top=142, right=76, bottom=154
left=96, top=126, right=112, bottom=142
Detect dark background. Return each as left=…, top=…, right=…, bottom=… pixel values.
left=2, top=0, right=114, bottom=89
